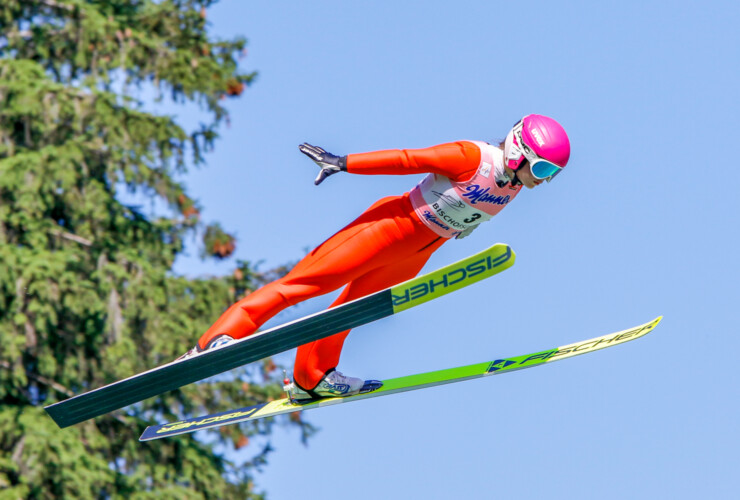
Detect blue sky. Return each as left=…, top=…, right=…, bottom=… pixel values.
left=162, top=1, right=739, bottom=498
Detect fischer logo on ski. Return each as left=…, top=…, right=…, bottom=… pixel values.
left=390, top=245, right=513, bottom=312
left=487, top=359, right=516, bottom=372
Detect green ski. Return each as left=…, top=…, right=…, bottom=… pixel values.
left=140, top=316, right=662, bottom=441
left=46, top=243, right=515, bottom=429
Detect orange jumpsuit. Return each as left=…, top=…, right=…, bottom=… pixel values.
left=197, top=141, right=483, bottom=390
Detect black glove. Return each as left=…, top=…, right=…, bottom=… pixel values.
left=298, top=143, right=347, bottom=185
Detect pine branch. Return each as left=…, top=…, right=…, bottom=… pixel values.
left=0, top=359, right=74, bottom=398
left=50, top=229, right=93, bottom=247
left=0, top=360, right=130, bottom=426
left=39, top=0, right=76, bottom=13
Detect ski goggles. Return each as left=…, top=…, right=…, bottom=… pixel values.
left=513, top=125, right=564, bottom=181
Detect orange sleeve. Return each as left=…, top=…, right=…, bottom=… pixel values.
left=346, top=141, right=482, bottom=183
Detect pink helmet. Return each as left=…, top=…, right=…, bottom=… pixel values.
left=503, top=114, right=571, bottom=181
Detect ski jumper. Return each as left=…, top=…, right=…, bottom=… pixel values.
left=197, top=141, right=523, bottom=390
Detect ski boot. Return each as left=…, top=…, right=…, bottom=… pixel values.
left=283, top=369, right=383, bottom=404
left=177, top=334, right=235, bottom=362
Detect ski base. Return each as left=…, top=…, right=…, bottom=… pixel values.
left=140, top=316, right=662, bottom=441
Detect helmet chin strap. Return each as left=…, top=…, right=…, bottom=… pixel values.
left=498, top=166, right=521, bottom=187
left=509, top=169, right=522, bottom=186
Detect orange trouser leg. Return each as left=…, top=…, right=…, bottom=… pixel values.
left=197, top=195, right=441, bottom=350
left=292, top=236, right=445, bottom=389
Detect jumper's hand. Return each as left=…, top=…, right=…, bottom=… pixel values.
left=299, top=143, right=347, bottom=185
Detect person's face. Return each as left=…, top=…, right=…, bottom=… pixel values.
left=514, top=161, right=544, bottom=189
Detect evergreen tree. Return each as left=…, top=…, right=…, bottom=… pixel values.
left=0, top=1, right=313, bottom=497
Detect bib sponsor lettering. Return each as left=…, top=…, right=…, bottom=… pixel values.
left=409, top=142, right=521, bottom=238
